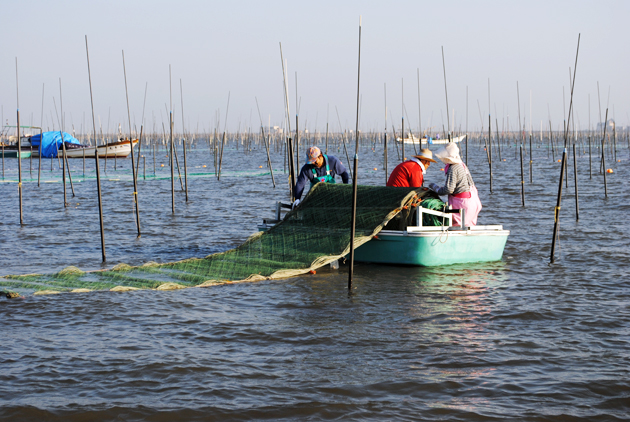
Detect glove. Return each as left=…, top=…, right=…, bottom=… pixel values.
left=292, top=199, right=301, bottom=209
left=429, top=183, right=440, bottom=192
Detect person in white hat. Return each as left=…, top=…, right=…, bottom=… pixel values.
left=429, top=142, right=482, bottom=227
left=386, top=148, right=436, bottom=188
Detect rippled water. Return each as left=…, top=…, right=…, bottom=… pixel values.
left=1, top=139, right=628, bottom=421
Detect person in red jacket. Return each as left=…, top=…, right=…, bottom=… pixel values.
left=386, top=148, right=436, bottom=187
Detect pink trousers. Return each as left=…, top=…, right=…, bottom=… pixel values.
left=449, top=185, right=482, bottom=227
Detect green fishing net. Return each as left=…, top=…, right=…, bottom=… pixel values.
left=420, top=197, right=447, bottom=226
left=1, top=183, right=435, bottom=297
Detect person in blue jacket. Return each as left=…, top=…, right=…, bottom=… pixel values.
left=293, top=146, right=350, bottom=207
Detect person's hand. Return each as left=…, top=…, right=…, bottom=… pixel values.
left=292, top=199, right=301, bottom=209
left=429, top=183, right=440, bottom=192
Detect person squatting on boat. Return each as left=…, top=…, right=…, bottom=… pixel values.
left=386, top=149, right=436, bottom=188
left=293, top=146, right=350, bottom=208
left=428, top=143, right=482, bottom=227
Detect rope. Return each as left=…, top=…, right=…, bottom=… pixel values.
left=554, top=206, right=561, bottom=222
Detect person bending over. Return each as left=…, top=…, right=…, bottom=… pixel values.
left=293, top=146, right=350, bottom=207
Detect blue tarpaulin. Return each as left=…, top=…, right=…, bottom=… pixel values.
left=30, top=132, right=82, bottom=158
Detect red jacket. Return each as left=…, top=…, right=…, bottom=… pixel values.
left=386, top=160, right=424, bottom=187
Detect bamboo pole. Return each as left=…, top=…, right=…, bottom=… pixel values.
left=58, top=79, right=75, bottom=204
left=488, top=115, right=493, bottom=193
left=37, top=128, right=42, bottom=186
left=602, top=109, right=609, bottom=198
left=217, top=92, right=230, bottom=181
left=529, top=133, right=534, bottom=184
left=135, top=82, right=148, bottom=177
left=122, top=50, right=141, bottom=237
left=180, top=79, right=188, bottom=201
left=551, top=33, right=581, bottom=263
left=588, top=135, right=592, bottom=179
left=348, top=16, right=361, bottom=290
left=520, top=143, right=525, bottom=206
left=255, top=97, right=275, bottom=188
left=550, top=148, right=567, bottom=264
left=573, top=143, right=579, bottom=221
left=85, top=35, right=106, bottom=262
left=15, top=58, right=24, bottom=225
left=441, top=47, right=450, bottom=141
left=384, top=83, right=388, bottom=183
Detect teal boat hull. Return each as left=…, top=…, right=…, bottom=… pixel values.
left=354, top=227, right=509, bottom=266
left=1, top=150, right=32, bottom=158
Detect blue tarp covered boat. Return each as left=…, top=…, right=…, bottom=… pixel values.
left=30, top=132, right=82, bottom=158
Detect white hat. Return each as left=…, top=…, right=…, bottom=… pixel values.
left=434, top=142, right=463, bottom=164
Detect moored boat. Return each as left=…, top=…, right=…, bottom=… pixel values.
left=396, top=134, right=467, bottom=145
left=27, top=131, right=138, bottom=158
left=51, top=139, right=138, bottom=158
left=0, top=145, right=32, bottom=158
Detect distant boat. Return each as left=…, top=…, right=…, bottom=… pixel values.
left=1, top=136, right=34, bottom=158
left=25, top=132, right=138, bottom=158
left=396, top=134, right=467, bottom=145
left=51, top=138, right=138, bottom=159
left=0, top=147, right=32, bottom=158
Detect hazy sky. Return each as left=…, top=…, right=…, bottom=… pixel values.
left=2, top=0, right=628, bottom=134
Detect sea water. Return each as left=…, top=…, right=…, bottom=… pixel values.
left=0, top=140, right=628, bottom=420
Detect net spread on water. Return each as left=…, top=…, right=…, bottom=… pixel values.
left=0, top=184, right=439, bottom=297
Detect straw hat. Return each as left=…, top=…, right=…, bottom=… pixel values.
left=434, top=142, right=463, bottom=164
left=413, top=148, right=437, bottom=163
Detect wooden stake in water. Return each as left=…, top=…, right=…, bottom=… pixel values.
left=441, top=46, right=450, bottom=140
left=384, top=83, right=388, bottom=183
left=348, top=16, right=362, bottom=291
left=15, top=58, right=24, bottom=225
left=401, top=115, right=404, bottom=161
left=122, top=50, right=141, bottom=237
left=217, top=92, right=230, bottom=182
left=255, top=97, right=276, bottom=188
left=401, top=79, right=405, bottom=161
left=180, top=79, right=188, bottom=202
left=465, top=85, right=468, bottom=165
left=551, top=34, right=580, bottom=263
left=325, top=105, right=329, bottom=154
left=529, top=134, right=533, bottom=183
left=58, top=79, right=76, bottom=204
left=520, top=144, right=525, bottom=206
left=602, top=109, right=609, bottom=198
left=588, top=135, right=592, bottom=179
left=37, top=128, right=42, bottom=186
left=573, top=143, right=579, bottom=221
left=488, top=114, right=493, bottom=193
left=295, top=72, right=300, bottom=170
left=550, top=148, right=567, bottom=264
left=85, top=35, right=106, bottom=262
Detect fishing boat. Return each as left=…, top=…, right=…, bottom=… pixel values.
left=0, top=143, right=32, bottom=158
left=396, top=134, right=467, bottom=145
left=259, top=197, right=509, bottom=267
left=52, top=138, right=138, bottom=158
left=353, top=205, right=509, bottom=266
left=27, top=131, right=138, bottom=159
left=1, top=136, right=34, bottom=158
